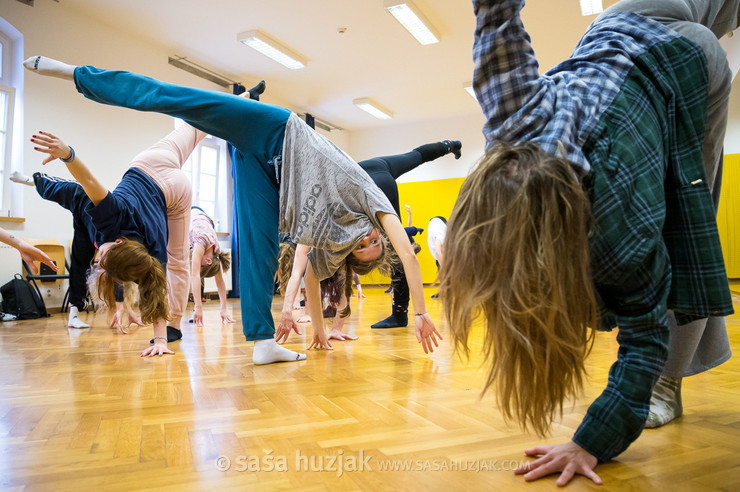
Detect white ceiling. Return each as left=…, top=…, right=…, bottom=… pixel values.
left=49, top=0, right=617, bottom=132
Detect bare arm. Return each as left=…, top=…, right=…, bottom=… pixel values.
left=190, top=244, right=206, bottom=326
left=30, top=131, right=109, bottom=205
left=327, top=292, right=358, bottom=341
left=214, top=269, right=235, bottom=323
left=275, top=244, right=310, bottom=343
left=140, top=319, right=173, bottom=357
left=0, top=228, right=57, bottom=275
left=305, top=261, right=332, bottom=350
left=379, top=212, right=442, bottom=353
left=282, top=244, right=310, bottom=316
left=379, top=212, right=425, bottom=314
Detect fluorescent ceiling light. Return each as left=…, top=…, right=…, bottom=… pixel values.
left=383, top=0, right=440, bottom=45
left=353, top=97, right=393, bottom=120
left=463, top=82, right=476, bottom=101
left=580, top=0, right=603, bottom=16
left=237, top=29, right=307, bottom=69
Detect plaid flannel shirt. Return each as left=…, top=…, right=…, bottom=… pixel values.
left=473, top=0, right=733, bottom=461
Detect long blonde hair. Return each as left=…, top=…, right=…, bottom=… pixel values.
left=440, top=143, right=597, bottom=437
left=95, top=238, right=169, bottom=324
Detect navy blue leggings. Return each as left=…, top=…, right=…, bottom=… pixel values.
left=34, top=173, right=96, bottom=310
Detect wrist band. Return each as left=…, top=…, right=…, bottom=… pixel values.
left=60, top=146, right=75, bottom=163
left=415, top=312, right=427, bottom=317
left=152, top=336, right=167, bottom=342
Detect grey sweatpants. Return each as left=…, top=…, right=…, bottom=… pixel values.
left=599, top=0, right=737, bottom=377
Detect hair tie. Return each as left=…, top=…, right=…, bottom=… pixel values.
left=60, top=146, right=75, bottom=163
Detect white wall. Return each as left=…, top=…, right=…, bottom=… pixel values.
left=724, top=75, right=740, bottom=154
left=346, top=112, right=487, bottom=182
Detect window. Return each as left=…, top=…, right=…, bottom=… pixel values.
left=0, top=27, right=18, bottom=215
left=177, top=119, right=232, bottom=233
left=0, top=86, right=12, bottom=206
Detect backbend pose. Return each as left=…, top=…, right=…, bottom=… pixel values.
left=276, top=140, right=461, bottom=344
left=24, top=57, right=441, bottom=363
left=441, top=0, right=736, bottom=485
left=189, top=206, right=234, bottom=326
left=11, top=171, right=144, bottom=330
left=29, top=123, right=204, bottom=357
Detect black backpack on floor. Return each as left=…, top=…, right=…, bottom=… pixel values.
left=0, top=274, right=48, bottom=320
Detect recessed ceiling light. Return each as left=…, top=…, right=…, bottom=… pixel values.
left=353, top=97, right=393, bottom=120
left=383, top=0, right=440, bottom=45
left=237, top=29, right=308, bottom=70
left=580, top=0, right=603, bottom=16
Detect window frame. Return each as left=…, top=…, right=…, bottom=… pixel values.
left=0, top=29, right=15, bottom=214
left=179, top=127, right=232, bottom=233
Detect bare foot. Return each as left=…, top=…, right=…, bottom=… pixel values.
left=296, top=315, right=311, bottom=323
left=328, top=328, right=358, bottom=341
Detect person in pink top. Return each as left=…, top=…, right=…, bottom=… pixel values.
left=189, top=206, right=234, bottom=326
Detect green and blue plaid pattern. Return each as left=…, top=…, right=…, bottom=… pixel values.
left=473, top=0, right=733, bottom=461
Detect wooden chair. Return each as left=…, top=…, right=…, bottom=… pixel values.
left=21, top=238, right=71, bottom=312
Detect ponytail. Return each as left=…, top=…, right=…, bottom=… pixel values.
left=97, top=238, right=169, bottom=324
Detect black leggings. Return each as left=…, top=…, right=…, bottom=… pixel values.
left=359, top=142, right=452, bottom=309
left=34, top=173, right=97, bottom=311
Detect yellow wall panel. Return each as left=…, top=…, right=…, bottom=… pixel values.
left=718, top=154, right=740, bottom=278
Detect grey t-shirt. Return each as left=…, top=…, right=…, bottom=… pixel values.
left=279, top=113, right=396, bottom=280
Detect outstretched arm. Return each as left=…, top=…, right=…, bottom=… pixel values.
left=190, top=244, right=206, bottom=327
left=0, top=228, right=57, bottom=275
left=275, top=244, right=310, bottom=343
left=30, top=131, right=108, bottom=205
left=474, top=0, right=545, bottom=143
left=378, top=212, right=442, bottom=353
left=214, top=270, right=235, bottom=323
left=305, top=261, right=332, bottom=350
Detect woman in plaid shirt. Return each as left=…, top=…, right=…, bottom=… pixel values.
left=442, top=0, right=737, bottom=485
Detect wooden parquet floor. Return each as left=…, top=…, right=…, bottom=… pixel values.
left=0, top=285, right=738, bottom=491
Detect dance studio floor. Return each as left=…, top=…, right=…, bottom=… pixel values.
left=0, top=284, right=738, bottom=491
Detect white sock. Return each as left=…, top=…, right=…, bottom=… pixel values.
left=9, top=171, right=34, bottom=186
left=645, top=376, right=683, bottom=428
left=253, top=338, right=306, bottom=365
left=68, top=306, right=90, bottom=329
left=23, top=56, right=76, bottom=80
